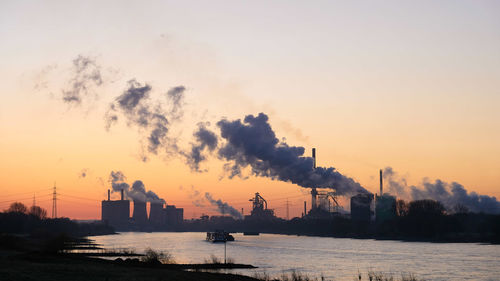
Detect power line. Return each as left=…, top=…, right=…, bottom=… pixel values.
left=0, top=188, right=52, bottom=198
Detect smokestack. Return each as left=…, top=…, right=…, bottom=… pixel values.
left=108, top=189, right=110, bottom=201
left=380, top=169, right=383, bottom=195
left=121, top=189, right=124, bottom=201
left=311, top=148, right=317, bottom=209
left=312, top=148, right=316, bottom=169
left=304, top=201, right=307, bottom=216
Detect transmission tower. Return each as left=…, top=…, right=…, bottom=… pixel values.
left=51, top=183, right=57, bottom=218
left=32, top=193, right=36, bottom=207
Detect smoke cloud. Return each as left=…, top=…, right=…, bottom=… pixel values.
left=181, top=186, right=242, bottom=219
left=62, top=55, right=103, bottom=104
left=167, top=86, right=186, bottom=121
left=186, top=122, right=219, bottom=172
left=383, top=167, right=500, bottom=214
left=108, top=171, right=165, bottom=203
left=204, top=192, right=243, bottom=220
left=215, top=113, right=367, bottom=196
left=105, top=79, right=186, bottom=161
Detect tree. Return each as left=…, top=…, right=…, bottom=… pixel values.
left=7, top=202, right=27, bottom=214
left=408, top=199, right=445, bottom=217
left=29, top=206, right=47, bottom=219
left=396, top=199, right=409, bottom=217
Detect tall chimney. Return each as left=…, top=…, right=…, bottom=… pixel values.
left=311, top=148, right=317, bottom=209
left=311, top=188, right=317, bottom=209
left=108, top=189, right=110, bottom=201
left=121, top=189, right=124, bottom=201
left=312, top=148, right=316, bottom=169
left=379, top=169, right=383, bottom=196
left=304, top=201, right=307, bottom=216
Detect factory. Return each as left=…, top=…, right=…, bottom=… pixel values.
left=101, top=190, right=183, bottom=230
left=375, top=169, right=396, bottom=222
left=245, top=192, right=276, bottom=220
left=304, top=148, right=342, bottom=219
left=349, top=169, right=397, bottom=223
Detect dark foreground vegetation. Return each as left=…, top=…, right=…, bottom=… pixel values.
left=0, top=202, right=258, bottom=281
left=0, top=202, right=114, bottom=238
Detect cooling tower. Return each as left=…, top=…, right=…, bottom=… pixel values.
left=149, top=202, right=164, bottom=225
left=132, top=201, right=147, bottom=224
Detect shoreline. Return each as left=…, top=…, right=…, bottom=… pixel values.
left=88, top=230, right=500, bottom=245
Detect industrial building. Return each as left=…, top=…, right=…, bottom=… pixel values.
left=349, top=169, right=397, bottom=223
left=101, top=189, right=183, bottom=230
left=163, top=205, right=184, bottom=226
left=375, top=169, right=396, bottom=222
left=101, top=190, right=130, bottom=229
left=245, top=192, right=275, bottom=220
left=306, top=148, right=341, bottom=218
left=350, top=193, right=373, bottom=222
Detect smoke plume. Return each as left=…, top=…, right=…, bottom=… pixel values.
left=204, top=192, right=243, bottom=220
left=108, top=170, right=165, bottom=203
left=383, top=167, right=500, bottom=214
left=215, top=113, right=367, bottom=196
left=167, top=86, right=186, bottom=121
left=186, top=122, right=219, bottom=172
left=62, top=55, right=103, bottom=104
left=182, top=185, right=206, bottom=207
left=105, top=79, right=185, bottom=161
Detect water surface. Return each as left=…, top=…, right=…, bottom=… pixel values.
left=92, top=232, right=500, bottom=280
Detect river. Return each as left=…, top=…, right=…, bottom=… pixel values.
left=91, top=232, right=499, bottom=280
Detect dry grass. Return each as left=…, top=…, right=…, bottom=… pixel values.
left=253, top=270, right=424, bottom=281
left=140, top=248, right=176, bottom=264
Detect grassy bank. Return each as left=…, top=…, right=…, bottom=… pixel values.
left=0, top=251, right=259, bottom=281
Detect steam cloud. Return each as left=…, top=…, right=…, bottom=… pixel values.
left=204, top=192, right=243, bottom=220
left=105, top=79, right=186, bottom=161
left=383, top=167, right=500, bottom=214
left=215, top=113, right=367, bottom=196
left=181, top=186, right=243, bottom=219
left=62, top=55, right=103, bottom=104
left=186, top=122, right=218, bottom=172
left=109, top=170, right=165, bottom=203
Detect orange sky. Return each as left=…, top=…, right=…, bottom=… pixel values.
left=1, top=1, right=499, bottom=219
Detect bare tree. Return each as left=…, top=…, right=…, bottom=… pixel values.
left=7, top=202, right=27, bottom=214
left=396, top=199, right=409, bottom=217
left=29, top=206, right=47, bottom=219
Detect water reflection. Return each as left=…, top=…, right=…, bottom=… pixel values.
left=92, top=232, right=500, bottom=281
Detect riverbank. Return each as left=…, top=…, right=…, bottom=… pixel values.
left=0, top=233, right=259, bottom=281
left=0, top=251, right=259, bottom=281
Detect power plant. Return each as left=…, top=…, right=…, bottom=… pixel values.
left=375, top=169, right=397, bottom=222
left=101, top=190, right=130, bottom=229
left=349, top=169, right=397, bottom=223
left=101, top=149, right=398, bottom=231
left=101, top=190, right=183, bottom=230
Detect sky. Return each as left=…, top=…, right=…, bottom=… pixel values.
left=1, top=0, right=499, bottom=219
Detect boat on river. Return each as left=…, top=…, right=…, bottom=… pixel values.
left=206, top=230, right=234, bottom=242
